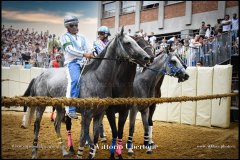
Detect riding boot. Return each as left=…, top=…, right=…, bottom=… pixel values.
left=65, top=106, right=78, bottom=119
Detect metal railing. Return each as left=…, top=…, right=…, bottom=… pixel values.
left=172, top=32, right=234, bottom=67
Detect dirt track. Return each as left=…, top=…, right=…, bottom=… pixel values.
left=1, top=111, right=239, bottom=159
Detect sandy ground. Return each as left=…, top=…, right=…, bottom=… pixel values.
left=1, top=110, right=239, bottom=159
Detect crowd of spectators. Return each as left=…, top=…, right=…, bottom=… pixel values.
left=132, top=13, right=238, bottom=67
left=1, top=25, right=63, bottom=68
left=2, top=13, right=238, bottom=68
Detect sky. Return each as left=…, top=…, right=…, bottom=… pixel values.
left=2, top=1, right=99, bottom=43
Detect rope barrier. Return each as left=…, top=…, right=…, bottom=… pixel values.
left=1, top=93, right=238, bottom=108
left=1, top=79, right=30, bottom=84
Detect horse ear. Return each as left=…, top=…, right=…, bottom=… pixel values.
left=120, top=26, right=124, bottom=36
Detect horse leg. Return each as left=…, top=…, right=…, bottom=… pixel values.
left=21, top=106, right=36, bottom=129
left=77, top=115, right=92, bottom=159
left=141, top=108, right=152, bottom=154
left=54, top=107, right=68, bottom=157
left=90, top=113, right=103, bottom=159
left=99, top=112, right=107, bottom=142
left=106, top=109, right=118, bottom=159
left=127, top=107, right=138, bottom=156
left=116, top=110, right=129, bottom=159
left=32, top=107, right=45, bottom=159
left=65, top=115, right=75, bottom=155
left=148, top=104, right=156, bottom=147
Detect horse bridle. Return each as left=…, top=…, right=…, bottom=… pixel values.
left=134, top=37, right=155, bottom=54
left=142, top=53, right=184, bottom=76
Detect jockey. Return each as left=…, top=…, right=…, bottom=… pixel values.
left=92, top=26, right=111, bottom=56
left=60, top=15, right=94, bottom=119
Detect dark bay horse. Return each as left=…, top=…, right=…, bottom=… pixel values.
left=106, top=36, right=155, bottom=159
left=127, top=52, right=189, bottom=155
left=23, top=27, right=151, bottom=159
left=53, top=36, right=155, bottom=157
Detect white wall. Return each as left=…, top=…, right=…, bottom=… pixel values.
left=1, top=65, right=233, bottom=128
left=152, top=65, right=232, bottom=128
left=1, top=65, right=46, bottom=97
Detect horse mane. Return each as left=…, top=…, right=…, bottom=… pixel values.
left=82, top=36, right=117, bottom=75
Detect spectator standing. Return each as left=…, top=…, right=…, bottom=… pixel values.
left=205, top=24, right=213, bottom=39
left=49, top=53, right=62, bottom=68
left=189, top=35, right=202, bottom=66
left=149, top=32, right=157, bottom=48
left=231, top=13, right=239, bottom=42
left=137, top=29, right=144, bottom=37
left=143, top=32, right=149, bottom=42
left=221, top=15, right=232, bottom=33
left=199, top=21, right=208, bottom=39
left=214, top=19, right=223, bottom=36
left=127, top=28, right=133, bottom=36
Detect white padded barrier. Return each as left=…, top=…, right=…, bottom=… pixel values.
left=211, top=65, right=232, bottom=128
left=181, top=67, right=197, bottom=125
left=196, top=67, right=213, bottom=127
left=154, top=75, right=169, bottom=121
left=19, top=68, right=31, bottom=96
left=167, top=76, right=182, bottom=123
left=2, top=67, right=10, bottom=97
left=8, top=65, right=23, bottom=97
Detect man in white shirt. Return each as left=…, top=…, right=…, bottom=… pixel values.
left=221, top=15, right=232, bottom=33
left=127, top=28, right=133, bottom=36
left=231, top=13, right=239, bottom=42
left=61, top=15, right=93, bottom=119
left=149, top=32, right=157, bottom=48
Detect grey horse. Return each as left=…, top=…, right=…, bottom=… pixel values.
left=106, top=36, right=155, bottom=159
left=23, top=27, right=151, bottom=159
left=127, top=51, right=189, bottom=155
left=63, top=36, right=155, bottom=158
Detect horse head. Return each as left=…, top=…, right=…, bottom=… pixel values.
left=131, top=36, right=155, bottom=63
left=116, top=26, right=151, bottom=66
left=158, top=51, right=189, bottom=83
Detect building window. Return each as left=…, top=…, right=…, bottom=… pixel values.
left=165, top=1, right=184, bottom=5
left=121, top=1, right=136, bottom=15
left=142, top=1, right=159, bottom=10
left=103, top=2, right=116, bottom=18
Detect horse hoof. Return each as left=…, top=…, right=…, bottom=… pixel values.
left=32, top=154, right=38, bottom=159
left=146, top=150, right=152, bottom=154
left=69, top=147, right=75, bottom=155
left=118, top=154, right=123, bottom=159
left=88, top=154, right=95, bottom=159
left=109, top=153, right=115, bottom=159
left=150, top=143, right=156, bottom=148
left=20, top=125, right=27, bottom=129
left=128, top=152, right=134, bottom=156
left=63, top=152, right=70, bottom=157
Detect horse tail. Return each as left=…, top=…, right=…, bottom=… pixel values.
left=21, top=78, right=36, bottom=129
left=23, top=78, right=35, bottom=97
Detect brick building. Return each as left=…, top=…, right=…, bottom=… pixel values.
left=98, top=1, right=238, bottom=40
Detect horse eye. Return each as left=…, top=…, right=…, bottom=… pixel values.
left=171, top=60, right=176, bottom=64
left=126, top=42, right=131, bottom=45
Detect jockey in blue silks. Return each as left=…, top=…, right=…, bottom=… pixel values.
left=60, top=15, right=94, bottom=119
left=92, top=26, right=111, bottom=56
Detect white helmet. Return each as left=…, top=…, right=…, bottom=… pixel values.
left=64, top=15, right=79, bottom=27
